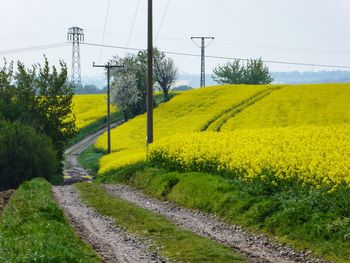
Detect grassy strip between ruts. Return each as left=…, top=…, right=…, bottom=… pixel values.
left=78, top=146, right=106, bottom=175
left=0, top=178, right=101, bottom=263
left=93, top=162, right=350, bottom=263
left=75, top=182, right=246, bottom=263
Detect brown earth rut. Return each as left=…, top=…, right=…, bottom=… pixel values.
left=61, top=122, right=328, bottom=263
left=0, top=189, right=15, bottom=211
left=104, top=184, right=329, bottom=263
left=53, top=185, right=168, bottom=263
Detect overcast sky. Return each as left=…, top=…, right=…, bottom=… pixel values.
left=1, top=0, right=350, bottom=78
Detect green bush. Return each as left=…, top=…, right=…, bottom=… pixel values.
left=0, top=178, right=100, bottom=262
left=0, top=121, right=60, bottom=190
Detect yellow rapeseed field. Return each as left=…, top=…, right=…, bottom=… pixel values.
left=221, top=84, right=350, bottom=130
left=96, top=85, right=269, bottom=174
left=149, top=125, right=350, bottom=189
left=72, top=94, right=117, bottom=129
left=96, top=83, right=350, bottom=189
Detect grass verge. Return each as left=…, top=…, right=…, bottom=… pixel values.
left=78, top=145, right=105, bottom=175
left=68, top=111, right=124, bottom=147
left=75, top=182, right=246, bottom=263
left=0, top=178, right=101, bottom=263
left=94, top=163, right=350, bottom=263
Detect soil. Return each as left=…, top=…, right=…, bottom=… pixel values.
left=0, top=189, right=15, bottom=211
left=58, top=122, right=329, bottom=263
left=63, top=122, right=121, bottom=185
left=53, top=185, right=168, bottom=263
left=104, top=184, right=329, bottom=263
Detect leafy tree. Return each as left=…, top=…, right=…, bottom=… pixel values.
left=0, top=120, right=60, bottom=190
left=0, top=58, right=76, bottom=161
left=111, top=73, right=140, bottom=121
left=110, top=48, right=178, bottom=116
left=110, top=52, right=148, bottom=116
left=244, top=58, right=273, bottom=84
left=212, top=60, right=243, bottom=84
left=154, top=50, right=178, bottom=101
left=212, top=58, right=273, bottom=85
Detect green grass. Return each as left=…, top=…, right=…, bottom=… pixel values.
left=0, top=178, right=101, bottom=263
left=78, top=145, right=105, bottom=175
left=68, top=111, right=124, bottom=147
left=75, top=182, right=246, bottom=263
left=94, top=162, right=350, bottom=263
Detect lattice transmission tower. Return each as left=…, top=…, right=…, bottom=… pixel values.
left=191, top=36, right=214, bottom=87
left=67, top=27, right=84, bottom=88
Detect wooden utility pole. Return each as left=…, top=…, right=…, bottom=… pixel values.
left=93, top=62, right=123, bottom=154
left=147, top=0, right=153, bottom=145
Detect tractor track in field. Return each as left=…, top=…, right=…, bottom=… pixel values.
left=202, top=87, right=280, bottom=132
left=57, top=120, right=329, bottom=263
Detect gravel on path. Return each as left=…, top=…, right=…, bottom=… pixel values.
left=105, top=184, right=329, bottom=263
left=63, top=122, right=121, bottom=185
left=53, top=185, right=168, bottom=263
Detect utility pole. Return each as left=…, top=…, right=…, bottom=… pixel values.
left=191, top=36, right=215, bottom=87
left=147, top=0, right=153, bottom=145
left=67, top=27, right=84, bottom=88
left=93, top=62, right=123, bottom=154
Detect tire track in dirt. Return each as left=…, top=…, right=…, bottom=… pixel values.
left=104, top=184, right=329, bottom=263
left=61, top=120, right=328, bottom=263
left=59, top=122, right=168, bottom=262
left=63, top=122, right=122, bottom=185
left=53, top=185, right=168, bottom=263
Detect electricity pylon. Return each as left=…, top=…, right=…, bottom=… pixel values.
left=67, top=27, right=84, bottom=88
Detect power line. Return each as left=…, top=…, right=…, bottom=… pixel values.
left=191, top=37, right=215, bottom=87
left=93, top=62, right=124, bottom=154
left=98, top=0, right=111, bottom=63
left=2, top=41, right=348, bottom=71
left=155, top=0, right=172, bottom=43
left=0, top=42, right=68, bottom=56
left=126, top=0, right=141, bottom=49
left=82, top=42, right=350, bottom=70
left=84, top=42, right=141, bottom=52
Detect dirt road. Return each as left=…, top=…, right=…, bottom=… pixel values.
left=63, top=122, right=121, bottom=184
left=56, top=124, right=328, bottom=263
left=105, top=184, right=327, bottom=263
left=53, top=185, right=167, bottom=263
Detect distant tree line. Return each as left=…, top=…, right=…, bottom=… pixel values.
left=75, top=84, right=106, bottom=94
left=172, top=85, right=192, bottom=91
left=271, top=70, right=350, bottom=84
left=0, top=59, right=76, bottom=189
